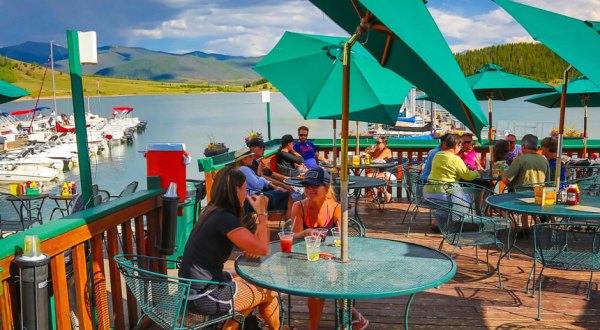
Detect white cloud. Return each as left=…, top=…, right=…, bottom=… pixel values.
left=517, top=0, right=600, bottom=20
left=129, top=1, right=345, bottom=56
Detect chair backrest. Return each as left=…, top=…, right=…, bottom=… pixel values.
left=114, top=254, right=236, bottom=329
left=534, top=223, right=600, bottom=271
left=119, top=181, right=139, bottom=198
left=448, top=183, right=495, bottom=216
left=276, top=163, right=300, bottom=177
left=513, top=181, right=555, bottom=192
left=114, top=254, right=191, bottom=329
left=348, top=217, right=366, bottom=237
left=69, top=193, right=84, bottom=214
left=572, top=175, right=600, bottom=196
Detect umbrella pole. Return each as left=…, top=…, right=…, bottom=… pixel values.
left=340, top=33, right=360, bottom=263
left=583, top=98, right=588, bottom=157
left=556, top=66, right=572, bottom=189
left=333, top=120, right=337, bottom=167
left=488, top=94, right=493, bottom=166
left=355, top=121, right=360, bottom=155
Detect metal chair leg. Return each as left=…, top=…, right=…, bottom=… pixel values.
left=586, top=271, right=594, bottom=301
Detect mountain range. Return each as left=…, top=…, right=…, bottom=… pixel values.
left=0, top=41, right=261, bottom=84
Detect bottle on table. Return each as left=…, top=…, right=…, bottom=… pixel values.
left=61, top=182, right=70, bottom=196
left=566, top=184, right=579, bottom=205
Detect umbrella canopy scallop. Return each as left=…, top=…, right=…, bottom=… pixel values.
left=254, top=31, right=414, bottom=126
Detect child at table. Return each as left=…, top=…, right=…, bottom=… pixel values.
left=179, top=167, right=282, bottom=330
left=290, top=167, right=369, bottom=330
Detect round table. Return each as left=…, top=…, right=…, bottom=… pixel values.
left=284, top=176, right=387, bottom=224
left=49, top=194, right=76, bottom=219
left=6, top=193, right=49, bottom=225
left=487, top=192, right=600, bottom=219
left=235, top=237, right=456, bottom=329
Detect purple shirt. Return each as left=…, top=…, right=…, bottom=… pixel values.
left=505, top=145, right=522, bottom=165
left=294, top=141, right=319, bottom=169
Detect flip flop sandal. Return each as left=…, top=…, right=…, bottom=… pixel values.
left=351, top=312, right=369, bottom=330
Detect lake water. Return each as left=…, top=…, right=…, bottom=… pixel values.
left=2, top=92, right=599, bottom=198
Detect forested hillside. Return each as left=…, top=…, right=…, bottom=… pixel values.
left=455, top=43, right=579, bottom=85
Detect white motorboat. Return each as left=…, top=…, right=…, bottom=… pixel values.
left=0, top=164, right=61, bottom=183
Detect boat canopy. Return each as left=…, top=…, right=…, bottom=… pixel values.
left=10, top=106, right=50, bottom=116
left=113, top=106, right=133, bottom=111
left=396, top=116, right=418, bottom=123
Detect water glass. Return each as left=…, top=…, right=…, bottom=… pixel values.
left=311, top=228, right=328, bottom=243
left=330, top=227, right=341, bottom=247
left=278, top=232, right=294, bottom=253
left=23, top=235, right=41, bottom=257
left=304, top=236, right=321, bottom=261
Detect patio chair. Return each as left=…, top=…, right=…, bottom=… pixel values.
left=529, top=223, right=600, bottom=320
left=0, top=192, right=40, bottom=237
left=571, top=174, right=600, bottom=196
left=426, top=195, right=511, bottom=288
left=114, top=254, right=245, bottom=329
left=401, top=170, right=442, bottom=235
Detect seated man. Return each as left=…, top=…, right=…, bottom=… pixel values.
left=293, top=126, right=327, bottom=169
left=247, top=137, right=290, bottom=187
left=501, top=134, right=550, bottom=234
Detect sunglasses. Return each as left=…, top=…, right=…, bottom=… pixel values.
left=376, top=141, right=383, bottom=144
left=507, top=141, right=516, bottom=144
left=299, top=134, right=308, bottom=137
left=462, top=140, right=472, bottom=144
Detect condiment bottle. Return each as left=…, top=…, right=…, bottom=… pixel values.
left=566, top=184, right=579, bottom=205
left=70, top=181, right=77, bottom=195
left=61, top=182, right=70, bottom=196
left=364, top=153, right=371, bottom=165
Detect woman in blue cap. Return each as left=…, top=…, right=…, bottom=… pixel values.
left=289, top=167, right=369, bottom=330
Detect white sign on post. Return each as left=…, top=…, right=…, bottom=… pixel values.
left=78, top=31, right=98, bottom=64
left=261, top=90, right=271, bottom=103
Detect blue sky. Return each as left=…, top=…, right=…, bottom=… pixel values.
left=1, top=0, right=598, bottom=56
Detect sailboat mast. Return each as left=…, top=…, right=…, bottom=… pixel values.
left=50, top=40, right=58, bottom=113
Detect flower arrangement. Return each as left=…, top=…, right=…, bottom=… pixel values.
left=204, top=134, right=228, bottom=157
left=550, top=126, right=583, bottom=138
left=244, top=129, right=264, bottom=144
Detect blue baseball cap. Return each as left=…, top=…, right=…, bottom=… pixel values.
left=300, top=167, right=331, bottom=186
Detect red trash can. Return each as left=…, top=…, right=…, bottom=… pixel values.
left=145, top=143, right=190, bottom=202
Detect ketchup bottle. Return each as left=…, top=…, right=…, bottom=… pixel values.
left=566, top=184, right=579, bottom=205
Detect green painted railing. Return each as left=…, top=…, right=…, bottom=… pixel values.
left=0, top=182, right=166, bottom=330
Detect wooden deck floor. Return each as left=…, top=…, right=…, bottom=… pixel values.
left=247, top=197, right=600, bottom=330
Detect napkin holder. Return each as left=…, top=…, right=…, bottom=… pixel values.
left=534, top=185, right=556, bottom=206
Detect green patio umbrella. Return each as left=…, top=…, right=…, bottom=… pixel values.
left=494, top=0, right=600, bottom=187
left=254, top=31, right=413, bottom=162
left=254, top=31, right=412, bottom=126
left=0, top=80, right=30, bottom=104
left=526, top=76, right=600, bottom=155
left=422, top=63, right=554, bottom=161
left=494, top=0, right=600, bottom=87
left=308, top=0, right=487, bottom=263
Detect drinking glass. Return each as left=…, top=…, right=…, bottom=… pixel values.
left=330, top=227, right=341, bottom=247
left=278, top=232, right=294, bottom=253
left=311, top=228, right=328, bottom=243
left=304, top=236, right=321, bottom=261
left=23, top=235, right=41, bottom=257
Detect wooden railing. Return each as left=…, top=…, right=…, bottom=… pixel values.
left=198, top=137, right=600, bottom=200
left=0, top=180, right=165, bottom=329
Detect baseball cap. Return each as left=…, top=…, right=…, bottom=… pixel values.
left=247, top=138, right=265, bottom=148
left=234, top=146, right=254, bottom=161
left=300, top=167, right=331, bottom=186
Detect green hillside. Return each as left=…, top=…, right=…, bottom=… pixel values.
left=0, top=56, right=268, bottom=99
left=455, top=42, right=579, bottom=85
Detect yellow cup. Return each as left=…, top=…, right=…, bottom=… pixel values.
left=9, top=183, right=18, bottom=195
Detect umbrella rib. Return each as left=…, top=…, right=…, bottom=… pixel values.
left=460, top=101, right=478, bottom=134
left=351, top=0, right=363, bottom=20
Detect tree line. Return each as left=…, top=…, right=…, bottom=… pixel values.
left=454, top=43, right=580, bottom=84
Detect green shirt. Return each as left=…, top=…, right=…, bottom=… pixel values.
left=424, top=150, right=480, bottom=194
left=504, top=152, right=550, bottom=188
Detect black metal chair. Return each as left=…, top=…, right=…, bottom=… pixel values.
left=529, top=223, right=600, bottom=320
left=0, top=192, right=40, bottom=237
